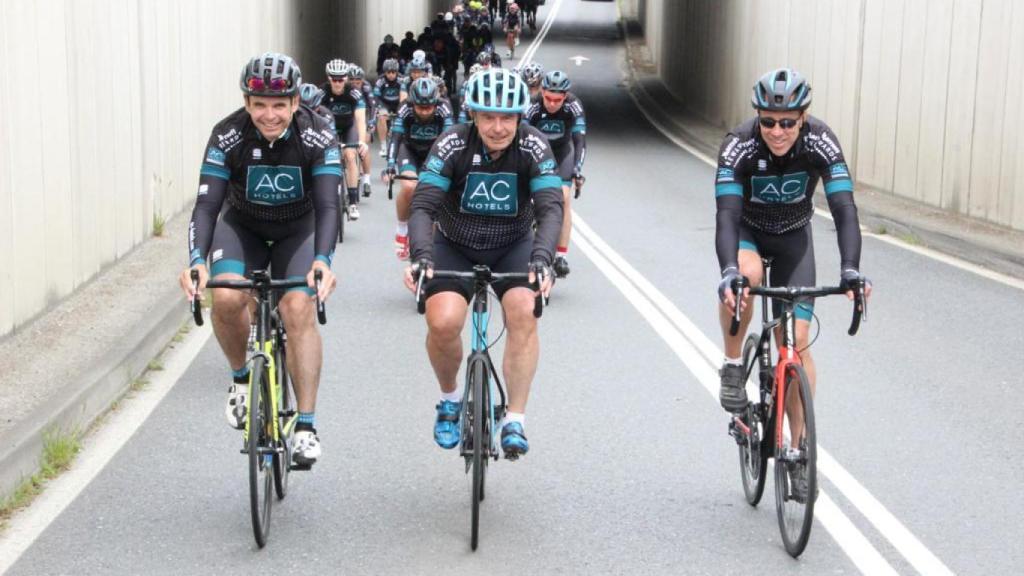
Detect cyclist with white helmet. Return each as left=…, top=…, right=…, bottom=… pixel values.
left=519, top=61, right=544, bottom=100
left=524, top=69, right=587, bottom=278
left=178, top=53, right=341, bottom=467
left=387, top=77, right=454, bottom=260
left=404, top=68, right=563, bottom=458
left=321, top=59, right=368, bottom=220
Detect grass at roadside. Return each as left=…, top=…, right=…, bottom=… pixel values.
left=0, top=429, right=81, bottom=529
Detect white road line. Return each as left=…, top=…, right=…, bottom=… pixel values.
left=0, top=322, right=213, bottom=573
left=623, top=71, right=1024, bottom=292
left=573, top=213, right=954, bottom=575
left=518, top=0, right=565, bottom=67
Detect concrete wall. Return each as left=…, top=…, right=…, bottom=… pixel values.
left=635, top=0, right=1024, bottom=232
left=0, top=0, right=450, bottom=338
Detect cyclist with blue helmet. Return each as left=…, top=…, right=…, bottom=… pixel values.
left=524, top=69, right=587, bottom=278
left=715, top=69, right=872, bottom=498
left=404, top=68, right=563, bottom=459
left=178, top=53, right=342, bottom=467
left=299, top=82, right=334, bottom=129
left=387, top=77, right=454, bottom=260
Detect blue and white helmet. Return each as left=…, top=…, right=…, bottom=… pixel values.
left=464, top=68, right=530, bottom=114
left=298, top=83, right=325, bottom=108
left=751, top=68, right=812, bottom=111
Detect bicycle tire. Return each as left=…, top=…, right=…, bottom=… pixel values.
left=337, top=188, right=346, bottom=244
left=470, top=359, right=487, bottom=551
left=248, top=356, right=273, bottom=548
left=774, top=363, right=816, bottom=557
left=273, top=332, right=293, bottom=500
left=739, top=333, right=768, bottom=506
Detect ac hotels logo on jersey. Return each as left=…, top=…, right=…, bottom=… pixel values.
left=460, top=172, right=518, bottom=217
left=246, top=166, right=304, bottom=205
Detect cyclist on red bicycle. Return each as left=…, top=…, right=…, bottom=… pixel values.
left=715, top=68, right=872, bottom=422
left=403, top=69, right=562, bottom=458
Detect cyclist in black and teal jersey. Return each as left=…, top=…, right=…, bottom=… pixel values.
left=299, top=83, right=334, bottom=129
left=715, top=68, right=873, bottom=416
left=387, top=77, right=454, bottom=260
left=178, top=52, right=341, bottom=467
left=374, top=58, right=404, bottom=157
left=524, top=70, right=586, bottom=278
left=403, top=68, right=563, bottom=459
left=456, top=63, right=485, bottom=125
left=518, top=61, right=544, bottom=101
left=347, top=64, right=376, bottom=198
left=321, top=59, right=368, bottom=220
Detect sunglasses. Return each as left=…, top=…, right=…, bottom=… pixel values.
left=246, top=77, right=290, bottom=93
left=329, top=76, right=347, bottom=83
left=758, top=116, right=800, bottom=130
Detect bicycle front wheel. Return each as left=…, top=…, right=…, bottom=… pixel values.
left=774, top=363, right=817, bottom=557
left=337, top=187, right=346, bottom=244
left=273, top=334, right=293, bottom=500
left=738, top=333, right=768, bottom=506
left=469, top=359, right=487, bottom=551
left=248, top=356, right=273, bottom=548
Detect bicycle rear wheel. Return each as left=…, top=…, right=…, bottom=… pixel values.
left=469, top=359, right=487, bottom=551
left=738, top=333, right=768, bottom=506
left=273, top=332, right=293, bottom=500
left=774, top=363, right=816, bottom=557
left=248, top=356, right=274, bottom=548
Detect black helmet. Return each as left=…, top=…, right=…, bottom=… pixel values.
left=409, top=77, right=440, bottom=105
left=348, top=65, right=365, bottom=80
left=751, top=68, right=812, bottom=111
left=541, top=70, right=571, bottom=92
left=299, top=83, right=325, bottom=108
left=240, top=52, right=302, bottom=96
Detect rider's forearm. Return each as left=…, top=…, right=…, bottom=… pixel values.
left=311, top=173, right=342, bottom=263
left=714, top=195, right=743, bottom=273
left=826, top=190, right=862, bottom=271
left=188, top=176, right=227, bottom=267
left=531, top=188, right=564, bottom=265
left=571, top=131, right=586, bottom=170
left=408, top=184, right=446, bottom=262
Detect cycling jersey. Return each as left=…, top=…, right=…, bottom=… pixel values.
left=503, top=11, right=521, bottom=31
left=524, top=92, right=587, bottom=170
left=359, top=82, right=377, bottom=126
left=320, top=84, right=365, bottom=130
left=373, top=76, right=403, bottom=113
left=189, top=106, right=342, bottom=268
left=409, top=123, right=564, bottom=265
left=388, top=102, right=454, bottom=172
left=714, top=115, right=861, bottom=274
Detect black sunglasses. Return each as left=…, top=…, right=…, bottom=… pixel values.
left=758, top=116, right=800, bottom=130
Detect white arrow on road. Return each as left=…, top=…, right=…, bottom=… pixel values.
left=569, top=55, right=590, bottom=66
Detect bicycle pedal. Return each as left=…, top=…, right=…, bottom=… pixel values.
left=290, top=463, right=313, bottom=472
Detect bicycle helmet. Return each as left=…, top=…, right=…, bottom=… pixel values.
left=408, top=55, right=430, bottom=72
left=520, top=62, right=544, bottom=86
left=476, top=51, right=493, bottom=66
left=541, top=70, right=571, bottom=92
left=299, top=83, right=325, bottom=108
left=240, top=52, right=302, bottom=96
left=348, top=65, right=365, bottom=80
left=468, top=63, right=483, bottom=78
left=751, top=68, right=812, bottom=111
left=384, top=34, right=394, bottom=44
left=325, top=58, right=347, bottom=77
left=464, top=68, right=529, bottom=113
left=409, top=77, right=441, bottom=105
left=383, top=58, right=400, bottom=73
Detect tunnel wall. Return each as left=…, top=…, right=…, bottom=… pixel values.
left=633, top=0, right=1024, bottom=233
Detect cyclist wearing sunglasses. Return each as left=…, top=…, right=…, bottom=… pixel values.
left=714, top=68, right=872, bottom=413
left=321, top=59, right=368, bottom=220
left=374, top=59, right=405, bottom=157
left=524, top=70, right=587, bottom=279
left=403, top=69, right=563, bottom=458
left=347, top=65, right=377, bottom=199
left=178, top=52, right=342, bottom=467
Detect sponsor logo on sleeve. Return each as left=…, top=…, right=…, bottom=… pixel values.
left=830, top=162, right=849, bottom=178
left=538, top=159, right=557, bottom=173
left=205, top=147, right=226, bottom=166
left=324, top=146, right=341, bottom=165
left=216, top=128, right=241, bottom=152
left=253, top=148, right=262, bottom=160
left=460, top=172, right=518, bottom=217
left=716, top=168, right=734, bottom=182
left=426, top=155, right=445, bottom=173
left=211, top=249, right=224, bottom=263
left=198, top=184, right=209, bottom=196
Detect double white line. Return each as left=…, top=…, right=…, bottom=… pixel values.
left=517, top=0, right=565, bottom=68
left=572, top=213, right=953, bottom=575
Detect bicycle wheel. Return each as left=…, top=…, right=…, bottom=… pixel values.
left=273, top=331, right=293, bottom=500
left=469, top=359, right=487, bottom=551
left=774, top=363, right=817, bottom=557
left=337, top=187, right=346, bottom=244
left=738, top=333, right=768, bottom=506
left=248, top=356, right=273, bottom=548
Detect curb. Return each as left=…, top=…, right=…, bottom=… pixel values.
left=617, top=14, right=1024, bottom=283
left=0, top=285, right=187, bottom=500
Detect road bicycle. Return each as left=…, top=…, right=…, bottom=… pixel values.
left=414, top=263, right=545, bottom=550
left=190, top=269, right=326, bottom=548
left=727, top=258, right=866, bottom=557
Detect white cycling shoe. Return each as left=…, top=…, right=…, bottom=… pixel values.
left=225, top=383, right=248, bottom=430
left=293, top=430, right=321, bottom=466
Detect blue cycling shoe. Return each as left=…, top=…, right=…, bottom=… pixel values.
left=500, top=422, right=529, bottom=459
left=434, top=400, right=461, bottom=449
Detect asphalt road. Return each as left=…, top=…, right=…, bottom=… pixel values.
left=7, top=1, right=1023, bottom=574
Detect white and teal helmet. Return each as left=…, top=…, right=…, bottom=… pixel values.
left=751, top=68, right=812, bottom=111
left=464, top=68, right=530, bottom=114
